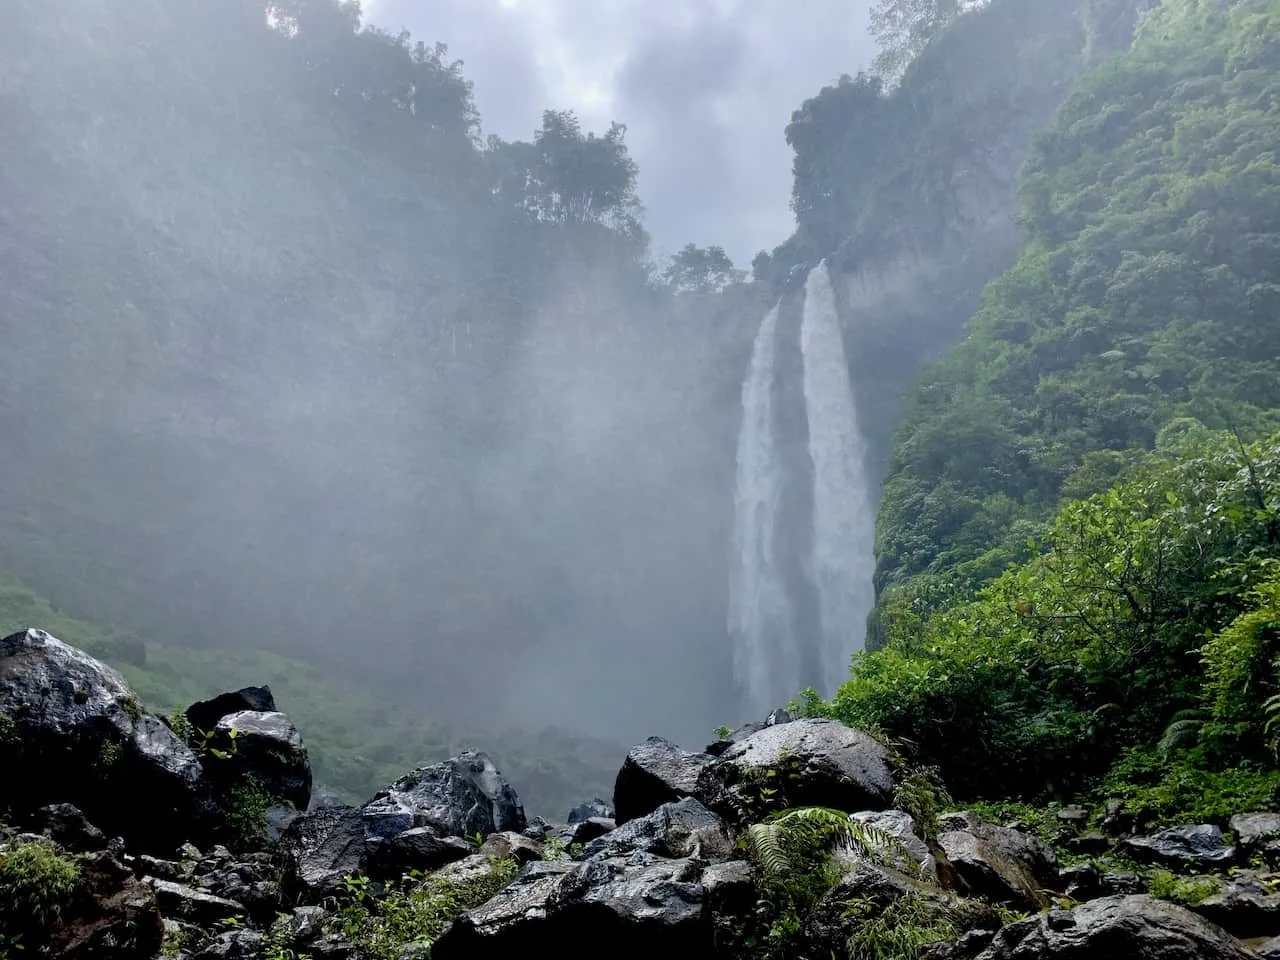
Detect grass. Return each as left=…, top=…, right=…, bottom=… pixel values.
left=0, top=838, right=85, bottom=947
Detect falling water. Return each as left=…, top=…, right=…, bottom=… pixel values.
left=800, top=261, right=876, bottom=690
left=728, top=301, right=797, bottom=715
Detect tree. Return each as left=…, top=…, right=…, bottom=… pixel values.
left=661, top=244, right=745, bottom=294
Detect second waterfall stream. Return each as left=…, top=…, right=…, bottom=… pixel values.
left=729, top=260, right=876, bottom=715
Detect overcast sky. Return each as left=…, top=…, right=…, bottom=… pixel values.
left=364, top=0, right=878, bottom=266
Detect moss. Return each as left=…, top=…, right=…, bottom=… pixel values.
left=0, top=838, right=85, bottom=945
left=117, top=694, right=141, bottom=724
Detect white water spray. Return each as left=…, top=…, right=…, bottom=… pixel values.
left=800, top=261, right=876, bottom=690
left=728, top=301, right=797, bottom=715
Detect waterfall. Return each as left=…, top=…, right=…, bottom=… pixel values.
left=728, top=301, right=796, bottom=715
left=800, top=261, right=875, bottom=691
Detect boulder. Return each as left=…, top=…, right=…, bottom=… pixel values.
left=568, top=817, right=615, bottom=846
left=361, top=751, right=525, bottom=840
left=695, top=719, right=892, bottom=822
left=208, top=710, right=312, bottom=810
left=184, top=687, right=276, bottom=737
left=1257, top=934, right=1280, bottom=959
left=567, top=798, right=614, bottom=824
left=849, top=810, right=936, bottom=880
left=28, top=803, right=107, bottom=852
left=1190, top=886, right=1280, bottom=939
left=190, top=930, right=264, bottom=959
left=371, top=826, right=473, bottom=876
left=432, top=853, right=713, bottom=959
left=1229, top=812, right=1280, bottom=859
left=147, top=878, right=245, bottom=926
left=705, top=708, right=794, bottom=756
left=480, top=831, right=544, bottom=865
left=613, top=737, right=713, bottom=824
left=1122, top=824, right=1236, bottom=869
left=47, top=851, right=164, bottom=960
left=277, top=806, right=371, bottom=900
left=581, top=798, right=735, bottom=862
left=195, top=858, right=282, bottom=925
left=973, top=895, right=1254, bottom=960
left=937, top=811, right=1058, bottom=910
left=0, top=628, right=216, bottom=852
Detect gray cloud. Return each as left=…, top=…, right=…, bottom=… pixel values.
left=366, top=0, right=878, bottom=265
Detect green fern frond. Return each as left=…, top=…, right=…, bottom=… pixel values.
left=747, top=807, right=919, bottom=878
left=1157, top=717, right=1205, bottom=754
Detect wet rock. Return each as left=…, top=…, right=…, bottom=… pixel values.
left=208, top=710, right=311, bottom=811
left=1056, top=805, right=1090, bottom=826
left=1230, top=813, right=1280, bottom=859
left=190, top=930, right=263, bottom=960
left=1059, top=862, right=1103, bottom=901
left=184, top=687, right=276, bottom=737
left=362, top=751, right=525, bottom=840
left=197, top=860, right=281, bottom=925
left=522, top=816, right=556, bottom=840
left=701, top=859, right=754, bottom=913
left=277, top=806, right=370, bottom=900
left=307, top=787, right=347, bottom=812
left=937, top=811, right=1058, bottom=910
left=29, top=803, right=107, bottom=852
left=432, top=854, right=713, bottom=959
left=567, top=798, right=614, bottom=824
left=849, top=809, right=936, bottom=880
left=1256, top=934, right=1280, bottom=959
left=569, top=817, right=615, bottom=846
left=613, top=737, right=713, bottom=824
left=0, top=628, right=217, bottom=853
left=973, top=894, right=1253, bottom=960
left=696, top=719, right=893, bottom=822
left=147, top=878, right=246, bottom=926
left=139, top=853, right=187, bottom=882
left=1101, top=871, right=1144, bottom=896
left=1123, top=824, right=1236, bottom=869
left=581, top=798, right=734, bottom=862
left=373, top=826, right=473, bottom=875
left=1067, top=830, right=1110, bottom=855
left=480, top=831, right=543, bottom=865
left=1189, top=886, right=1280, bottom=939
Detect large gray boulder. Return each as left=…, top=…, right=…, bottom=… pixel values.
left=612, top=737, right=713, bottom=824
left=972, top=895, right=1254, bottom=960
left=208, top=710, right=311, bottom=810
left=1122, top=824, right=1236, bottom=869
left=580, top=798, right=734, bottom=862
left=0, top=628, right=216, bottom=853
left=432, top=853, right=714, bottom=959
left=184, top=686, right=276, bottom=737
left=695, top=718, right=893, bottom=822
left=937, top=811, right=1057, bottom=911
left=362, top=751, right=525, bottom=840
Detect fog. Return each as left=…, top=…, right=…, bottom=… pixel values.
left=0, top=0, right=797, bottom=758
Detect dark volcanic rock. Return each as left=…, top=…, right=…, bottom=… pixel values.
left=184, top=687, right=276, bottom=737
left=191, top=930, right=264, bottom=959
left=567, top=798, right=614, bottom=824
left=973, top=895, right=1253, bottom=960
left=581, top=798, right=734, bottom=862
left=613, top=737, right=713, bottom=825
left=479, top=831, right=544, bottom=865
left=277, top=805, right=370, bottom=900
left=1230, top=812, right=1280, bottom=859
left=209, top=710, right=312, bottom=810
left=29, top=803, right=107, bottom=852
left=371, top=827, right=473, bottom=875
left=0, top=628, right=216, bottom=852
left=362, top=751, right=525, bottom=839
left=569, top=817, right=615, bottom=847
left=1122, top=824, right=1236, bottom=869
left=937, top=811, right=1058, bottom=911
left=1190, top=886, right=1280, bottom=939
left=147, top=878, right=245, bottom=926
left=695, top=719, right=893, bottom=822
left=432, top=854, right=713, bottom=960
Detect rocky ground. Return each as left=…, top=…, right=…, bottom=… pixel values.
left=4, top=626, right=1280, bottom=959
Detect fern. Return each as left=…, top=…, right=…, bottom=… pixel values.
left=747, top=807, right=918, bottom=877
left=1158, top=709, right=1209, bottom=755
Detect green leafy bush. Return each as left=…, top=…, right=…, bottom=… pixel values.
left=0, top=839, right=84, bottom=946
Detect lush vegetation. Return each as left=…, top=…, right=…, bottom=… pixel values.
left=0, top=838, right=84, bottom=957
left=875, top=0, right=1280, bottom=606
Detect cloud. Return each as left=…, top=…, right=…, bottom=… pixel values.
left=367, top=0, right=878, bottom=265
